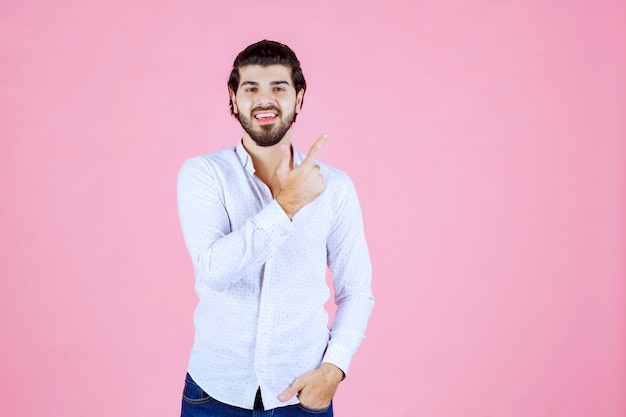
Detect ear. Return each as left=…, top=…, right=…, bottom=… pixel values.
left=229, top=89, right=238, bottom=114
left=295, top=89, right=304, bottom=113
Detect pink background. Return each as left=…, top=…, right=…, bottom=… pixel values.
left=1, top=1, right=624, bottom=416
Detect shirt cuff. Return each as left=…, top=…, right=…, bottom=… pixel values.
left=321, top=343, right=354, bottom=377
left=251, top=199, right=294, bottom=246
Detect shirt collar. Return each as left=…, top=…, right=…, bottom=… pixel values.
left=292, top=144, right=304, bottom=167
left=235, top=140, right=303, bottom=173
left=235, top=141, right=255, bottom=174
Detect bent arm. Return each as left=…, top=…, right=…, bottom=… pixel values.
left=177, top=158, right=293, bottom=291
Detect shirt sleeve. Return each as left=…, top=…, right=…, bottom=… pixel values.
left=322, top=175, right=375, bottom=375
left=177, top=157, right=294, bottom=292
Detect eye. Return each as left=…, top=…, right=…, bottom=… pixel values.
left=273, top=86, right=286, bottom=92
left=244, top=87, right=257, bottom=93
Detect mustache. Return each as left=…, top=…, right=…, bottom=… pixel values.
left=251, top=105, right=281, bottom=114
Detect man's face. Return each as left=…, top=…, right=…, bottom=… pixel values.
left=231, top=64, right=304, bottom=147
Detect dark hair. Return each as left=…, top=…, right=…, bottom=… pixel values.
left=228, top=40, right=306, bottom=117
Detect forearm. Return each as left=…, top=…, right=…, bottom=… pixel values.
left=178, top=158, right=294, bottom=291
left=191, top=200, right=292, bottom=291
left=184, top=200, right=293, bottom=291
left=322, top=292, right=375, bottom=374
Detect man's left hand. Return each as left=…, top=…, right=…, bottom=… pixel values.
left=278, top=362, right=344, bottom=409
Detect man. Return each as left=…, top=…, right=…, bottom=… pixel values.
left=177, top=40, right=374, bottom=416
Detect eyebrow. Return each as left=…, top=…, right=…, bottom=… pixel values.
left=240, top=80, right=291, bottom=87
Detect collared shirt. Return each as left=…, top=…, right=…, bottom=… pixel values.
left=177, top=142, right=374, bottom=410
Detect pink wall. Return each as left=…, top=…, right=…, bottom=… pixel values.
left=1, top=1, right=624, bottom=416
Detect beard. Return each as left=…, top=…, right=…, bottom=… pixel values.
left=237, top=105, right=297, bottom=147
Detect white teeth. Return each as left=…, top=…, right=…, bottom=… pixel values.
left=255, top=113, right=276, bottom=119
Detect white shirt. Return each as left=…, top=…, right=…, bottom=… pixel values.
left=177, top=142, right=374, bottom=410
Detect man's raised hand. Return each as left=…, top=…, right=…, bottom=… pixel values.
left=275, top=134, right=327, bottom=219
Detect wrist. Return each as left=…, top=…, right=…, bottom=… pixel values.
left=275, top=192, right=299, bottom=220
left=320, top=362, right=345, bottom=383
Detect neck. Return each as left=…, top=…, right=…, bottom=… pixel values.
left=242, top=133, right=292, bottom=195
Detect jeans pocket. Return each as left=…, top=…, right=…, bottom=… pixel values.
left=296, top=401, right=331, bottom=414
left=182, top=373, right=213, bottom=404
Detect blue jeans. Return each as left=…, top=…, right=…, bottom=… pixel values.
left=181, top=373, right=334, bottom=417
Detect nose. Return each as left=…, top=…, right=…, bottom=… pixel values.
left=255, top=88, right=275, bottom=107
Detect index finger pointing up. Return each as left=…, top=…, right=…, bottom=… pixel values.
left=303, top=134, right=327, bottom=164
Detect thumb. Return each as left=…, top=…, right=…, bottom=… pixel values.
left=276, top=144, right=291, bottom=179
left=278, top=377, right=304, bottom=402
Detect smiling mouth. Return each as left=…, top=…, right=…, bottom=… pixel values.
left=253, top=110, right=279, bottom=125
left=254, top=111, right=277, bottom=119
